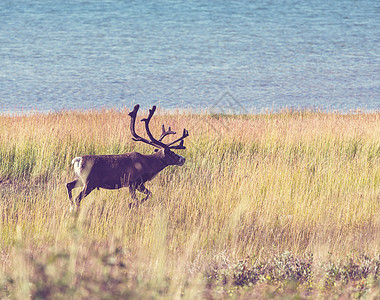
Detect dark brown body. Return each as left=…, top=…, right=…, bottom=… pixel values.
left=66, top=149, right=185, bottom=211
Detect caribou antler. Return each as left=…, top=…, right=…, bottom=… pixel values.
left=140, top=106, right=169, bottom=149
left=128, top=104, right=158, bottom=147
left=167, top=129, right=189, bottom=149
left=159, top=125, right=176, bottom=141
left=129, top=104, right=189, bottom=150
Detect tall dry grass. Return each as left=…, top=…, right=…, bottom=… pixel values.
left=0, top=108, right=379, bottom=298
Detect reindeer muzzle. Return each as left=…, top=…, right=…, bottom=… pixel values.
left=178, top=156, right=185, bottom=166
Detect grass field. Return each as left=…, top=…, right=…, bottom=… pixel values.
left=0, top=108, right=379, bottom=299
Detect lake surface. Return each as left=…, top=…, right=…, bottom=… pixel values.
left=1, top=0, right=379, bottom=113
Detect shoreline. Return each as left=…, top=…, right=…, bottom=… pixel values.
left=1, top=104, right=379, bottom=117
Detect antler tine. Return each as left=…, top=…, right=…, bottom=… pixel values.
left=168, top=139, right=186, bottom=150
left=168, top=128, right=189, bottom=149
left=128, top=104, right=156, bottom=147
left=140, top=106, right=168, bottom=149
left=159, top=125, right=176, bottom=141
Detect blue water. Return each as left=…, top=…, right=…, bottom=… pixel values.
left=1, top=0, right=379, bottom=113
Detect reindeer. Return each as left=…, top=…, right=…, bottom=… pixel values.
left=66, top=104, right=189, bottom=212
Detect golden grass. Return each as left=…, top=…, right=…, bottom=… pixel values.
left=0, top=108, right=379, bottom=298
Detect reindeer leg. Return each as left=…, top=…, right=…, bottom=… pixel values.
left=66, top=179, right=83, bottom=212
left=74, top=184, right=94, bottom=212
left=137, top=184, right=152, bottom=204
left=129, top=185, right=139, bottom=209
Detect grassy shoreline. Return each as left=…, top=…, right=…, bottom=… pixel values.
left=1, top=108, right=379, bottom=298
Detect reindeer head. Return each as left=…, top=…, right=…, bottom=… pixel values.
left=128, top=104, right=189, bottom=166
